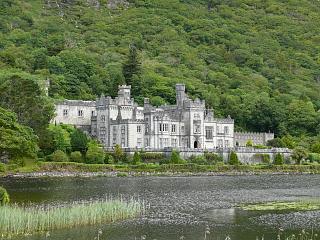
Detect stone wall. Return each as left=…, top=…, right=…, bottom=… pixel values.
left=109, top=147, right=292, bottom=164
left=234, top=132, right=274, bottom=147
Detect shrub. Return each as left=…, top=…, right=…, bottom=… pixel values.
left=140, top=152, right=164, bottom=163
left=86, top=145, right=105, bottom=164
left=70, top=128, right=88, bottom=153
left=204, top=152, right=223, bottom=165
left=229, top=151, right=240, bottom=165
left=132, top=152, right=141, bottom=165
left=254, top=154, right=271, bottom=164
left=311, top=142, right=320, bottom=154
left=246, top=140, right=253, bottom=147
left=170, top=150, right=182, bottom=164
left=0, top=187, right=10, bottom=205
left=274, top=153, right=284, bottom=165
left=51, top=150, right=69, bottom=162
left=307, top=153, right=320, bottom=163
left=0, top=163, right=6, bottom=173
left=70, top=151, right=83, bottom=163
left=292, top=147, right=308, bottom=164
left=189, top=155, right=206, bottom=165
left=105, top=154, right=115, bottom=164
left=113, top=144, right=125, bottom=163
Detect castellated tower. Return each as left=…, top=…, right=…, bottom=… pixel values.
left=176, top=83, right=186, bottom=107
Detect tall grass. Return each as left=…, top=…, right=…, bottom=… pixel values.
left=0, top=199, right=143, bottom=237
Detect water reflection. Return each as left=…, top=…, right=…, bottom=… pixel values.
left=1, top=175, right=319, bottom=240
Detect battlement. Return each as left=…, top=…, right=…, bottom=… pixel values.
left=56, top=100, right=96, bottom=107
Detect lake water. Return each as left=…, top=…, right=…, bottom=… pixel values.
left=1, top=175, right=319, bottom=240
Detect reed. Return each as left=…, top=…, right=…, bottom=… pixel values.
left=0, top=199, right=143, bottom=237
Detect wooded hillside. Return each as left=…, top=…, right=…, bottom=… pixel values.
left=1, top=0, right=320, bottom=138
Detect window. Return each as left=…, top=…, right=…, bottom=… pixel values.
left=121, top=126, right=125, bottom=135
left=137, top=138, right=142, bottom=148
left=78, top=109, right=83, bottom=117
left=225, top=140, right=229, bottom=148
left=145, top=138, right=149, bottom=147
left=145, top=123, right=149, bottom=133
left=181, top=126, right=185, bottom=133
left=224, top=126, right=229, bottom=135
left=218, top=139, right=223, bottom=148
left=101, top=115, right=105, bottom=122
left=63, top=109, right=68, bottom=117
left=205, top=127, right=213, bottom=139
left=172, top=138, right=177, bottom=147
left=121, top=138, right=126, bottom=147
left=91, top=111, right=95, bottom=116
left=171, top=124, right=176, bottom=133
left=137, top=125, right=141, bottom=133
left=159, top=123, right=168, bottom=132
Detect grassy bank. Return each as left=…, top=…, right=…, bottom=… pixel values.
left=1, top=162, right=318, bottom=175
left=1, top=162, right=320, bottom=177
left=38, top=162, right=320, bottom=174
left=0, top=199, right=142, bottom=237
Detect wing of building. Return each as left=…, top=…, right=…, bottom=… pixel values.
left=53, top=83, right=273, bottom=150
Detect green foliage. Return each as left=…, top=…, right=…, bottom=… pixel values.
left=0, top=187, right=10, bottom=206
left=292, top=147, right=309, bottom=164
left=254, top=154, right=271, bottom=164
left=44, top=124, right=72, bottom=153
left=308, top=153, right=320, bottom=163
left=105, top=154, right=115, bottom=164
left=122, top=43, right=141, bottom=87
left=132, top=152, right=141, bottom=165
left=170, top=150, right=183, bottom=164
left=86, top=143, right=105, bottom=164
left=229, top=151, right=240, bottom=165
left=140, top=152, right=164, bottom=163
left=311, top=142, right=320, bottom=154
left=0, top=75, right=54, bottom=136
left=0, top=107, right=38, bottom=160
left=274, top=153, right=284, bottom=165
left=113, top=144, right=125, bottom=163
left=51, top=150, right=69, bottom=162
left=0, top=0, right=319, bottom=141
left=70, top=151, right=83, bottom=163
left=70, top=128, right=88, bottom=153
left=246, top=140, right=253, bottom=147
left=0, top=163, right=5, bottom=173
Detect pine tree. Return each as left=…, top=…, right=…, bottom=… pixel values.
left=229, top=151, right=240, bottom=165
left=122, top=43, right=141, bottom=87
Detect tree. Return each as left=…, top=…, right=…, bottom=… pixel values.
left=229, top=151, right=240, bottom=165
left=122, top=43, right=141, bottom=86
left=0, top=75, right=54, bottom=136
left=47, top=124, right=71, bottom=153
left=132, top=151, right=141, bottom=165
left=70, top=128, right=88, bottom=153
left=51, top=150, right=69, bottom=162
left=113, top=144, right=124, bottom=163
left=274, top=153, right=284, bottom=165
left=0, top=107, right=38, bottom=160
left=86, top=143, right=105, bottom=164
left=292, top=147, right=308, bottom=164
left=70, top=151, right=83, bottom=163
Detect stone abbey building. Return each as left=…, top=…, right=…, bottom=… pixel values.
left=53, top=84, right=273, bottom=151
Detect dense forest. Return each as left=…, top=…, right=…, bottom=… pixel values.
left=1, top=0, right=320, bottom=161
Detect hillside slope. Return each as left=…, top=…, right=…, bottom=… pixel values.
left=0, top=0, right=320, bottom=137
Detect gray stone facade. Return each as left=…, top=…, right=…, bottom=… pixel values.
left=234, top=132, right=275, bottom=147
left=53, top=84, right=274, bottom=152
